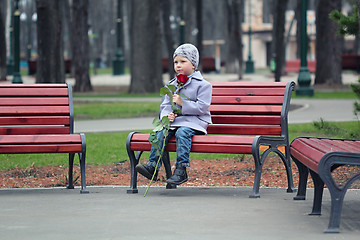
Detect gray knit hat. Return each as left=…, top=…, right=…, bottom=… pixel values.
left=173, top=43, right=199, bottom=69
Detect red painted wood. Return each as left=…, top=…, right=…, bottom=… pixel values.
left=0, top=106, right=70, bottom=116
left=0, top=97, right=69, bottom=106
left=0, top=116, right=70, bottom=125
left=0, top=88, right=68, bottom=97
left=0, top=144, right=83, bottom=154
left=211, top=115, right=281, bottom=125
left=290, top=147, right=321, bottom=172
left=0, top=84, right=68, bottom=88
left=211, top=96, right=284, bottom=104
left=212, top=88, right=285, bottom=96
left=211, top=82, right=287, bottom=87
left=0, top=135, right=82, bottom=144
left=207, top=125, right=281, bottom=135
left=209, top=105, right=282, bottom=114
left=0, top=127, right=71, bottom=135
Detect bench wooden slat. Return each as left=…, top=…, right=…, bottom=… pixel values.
left=211, top=115, right=281, bottom=125
left=210, top=105, right=282, bottom=114
left=0, top=144, right=83, bottom=154
left=0, top=135, right=82, bottom=144
left=0, top=116, right=70, bottom=125
left=211, top=82, right=288, bottom=87
left=212, top=88, right=285, bottom=96
left=211, top=96, right=284, bottom=104
left=0, top=97, right=69, bottom=106
left=0, top=127, right=71, bottom=135
left=207, top=125, right=281, bottom=135
left=321, top=139, right=360, bottom=152
left=0, top=84, right=68, bottom=88
left=0, top=106, right=70, bottom=116
left=0, top=88, right=69, bottom=97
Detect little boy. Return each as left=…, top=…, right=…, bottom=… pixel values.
left=135, top=43, right=212, bottom=185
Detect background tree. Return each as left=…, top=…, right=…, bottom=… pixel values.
left=0, top=0, right=7, bottom=80
left=224, top=0, right=243, bottom=80
left=272, top=0, right=288, bottom=82
left=315, top=0, right=343, bottom=86
left=71, top=0, right=92, bottom=92
left=129, top=0, right=162, bottom=94
left=35, top=0, right=65, bottom=83
left=160, top=0, right=175, bottom=80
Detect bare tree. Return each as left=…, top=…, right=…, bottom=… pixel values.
left=160, top=0, right=175, bottom=79
left=0, top=0, right=7, bottom=80
left=272, top=0, right=288, bottom=82
left=129, top=0, right=162, bottom=93
left=72, top=0, right=92, bottom=92
left=315, top=0, right=342, bottom=85
left=35, top=0, right=65, bottom=83
left=224, top=0, right=243, bottom=80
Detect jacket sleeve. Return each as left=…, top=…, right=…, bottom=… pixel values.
left=181, top=82, right=212, bottom=116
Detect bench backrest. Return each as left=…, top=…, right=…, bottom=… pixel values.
left=209, top=81, right=295, bottom=138
left=0, top=83, right=74, bottom=135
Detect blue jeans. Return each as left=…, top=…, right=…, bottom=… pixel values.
left=147, top=127, right=202, bottom=168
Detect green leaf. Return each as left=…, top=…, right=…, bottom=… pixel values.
left=180, top=93, right=190, bottom=100
left=167, top=85, right=176, bottom=93
left=160, top=87, right=171, bottom=96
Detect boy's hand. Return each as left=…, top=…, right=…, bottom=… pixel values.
left=168, top=112, right=177, bottom=122
left=172, top=94, right=183, bottom=106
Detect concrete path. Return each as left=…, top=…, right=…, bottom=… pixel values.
left=0, top=186, right=360, bottom=239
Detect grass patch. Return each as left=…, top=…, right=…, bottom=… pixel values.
left=74, top=102, right=160, bottom=120
left=292, top=90, right=356, bottom=99
left=1, top=121, right=359, bottom=171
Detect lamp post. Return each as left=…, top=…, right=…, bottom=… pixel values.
left=245, top=0, right=254, bottom=73
left=113, top=0, right=124, bottom=75
left=296, top=0, right=313, bottom=96
left=12, top=0, right=22, bottom=84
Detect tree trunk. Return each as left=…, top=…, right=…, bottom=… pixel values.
left=160, top=0, right=175, bottom=79
left=224, top=0, right=243, bottom=79
left=0, top=0, right=7, bottom=80
left=72, top=0, right=92, bottom=92
left=315, top=0, right=342, bottom=85
left=196, top=0, right=203, bottom=72
left=35, top=0, right=65, bottom=83
left=129, top=0, right=162, bottom=94
left=272, top=0, right=287, bottom=82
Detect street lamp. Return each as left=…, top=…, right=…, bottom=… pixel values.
left=245, top=0, right=254, bottom=74
left=113, top=0, right=125, bottom=75
left=296, top=0, right=313, bottom=96
left=12, top=0, right=23, bottom=84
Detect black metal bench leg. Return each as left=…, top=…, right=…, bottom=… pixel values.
left=127, top=150, right=140, bottom=194
left=79, top=152, right=89, bottom=194
left=283, top=147, right=295, bottom=193
left=162, top=151, right=176, bottom=189
left=67, top=153, right=75, bottom=189
left=250, top=150, right=264, bottom=198
left=309, top=170, right=324, bottom=215
left=292, top=157, right=309, bottom=200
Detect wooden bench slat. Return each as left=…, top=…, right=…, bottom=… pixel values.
left=0, top=127, right=71, bottom=135
left=0, top=106, right=70, bottom=116
left=211, top=96, right=284, bottom=104
left=0, top=84, right=68, bottom=88
left=0, top=144, right=83, bottom=154
left=321, top=139, right=360, bottom=153
left=209, top=105, right=282, bottom=114
left=0, top=135, right=82, bottom=144
left=0, top=88, right=69, bottom=97
left=0, top=97, right=69, bottom=106
left=211, top=115, right=281, bottom=125
left=207, top=125, right=281, bottom=135
left=211, top=82, right=288, bottom=87
left=290, top=147, right=321, bottom=172
left=212, top=88, right=285, bottom=96
left=0, top=116, right=70, bottom=125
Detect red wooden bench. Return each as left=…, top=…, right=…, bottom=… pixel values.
left=284, top=60, right=316, bottom=73
left=290, top=137, right=360, bottom=233
left=126, top=81, right=296, bottom=197
left=0, top=83, right=88, bottom=193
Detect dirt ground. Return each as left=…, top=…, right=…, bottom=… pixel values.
left=1, top=155, right=359, bottom=190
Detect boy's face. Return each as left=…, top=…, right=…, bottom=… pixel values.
left=173, top=56, right=195, bottom=76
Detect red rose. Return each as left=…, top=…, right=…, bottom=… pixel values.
left=176, top=74, right=188, bottom=84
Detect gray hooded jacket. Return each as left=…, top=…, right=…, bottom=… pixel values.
left=160, top=71, right=212, bottom=134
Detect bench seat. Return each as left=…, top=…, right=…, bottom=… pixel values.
left=0, top=83, right=88, bottom=193
left=127, top=81, right=296, bottom=197
left=290, top=137, right=360, bottom=233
